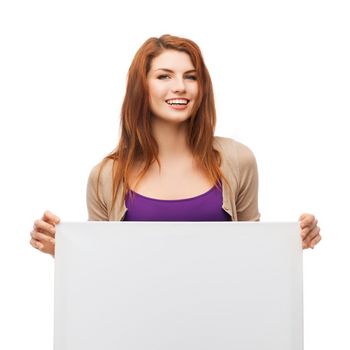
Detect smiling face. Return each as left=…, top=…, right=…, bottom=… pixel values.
left=147, top=50, right=199, bottom=124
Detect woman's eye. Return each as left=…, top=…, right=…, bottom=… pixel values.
left=157, top=74, right=197, bottom=80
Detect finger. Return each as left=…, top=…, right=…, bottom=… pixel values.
left=34, top=219, right=56, bottom=236
left=299, top=214, right=316, bottom=229
left=30, top=238, right=43, bottom=250
left=301, top=225, right=315, bottom=240
left=303, top=228, right=320, bottom=250
left=31, top=230, right=55, bottom=244
left=42, top=210, right=60, bottom=225
left=300, top=219, right=317, bottom=231
left=304, top=226, right=320, bottom=245
left=302, top=235, right=309, bottom=248
left=301, top=227, right=310, bottom=239
left=301, top=226, right=316, bottom=240
left=300, top=220, right=318, bottom=239
left=310, top=234, right=322, bottom=249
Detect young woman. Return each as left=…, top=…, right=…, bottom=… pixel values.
left=29, top=34, right=321, bottom=257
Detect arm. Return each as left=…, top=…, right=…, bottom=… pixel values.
left=231, top=140, right=321, bottom=249
left=235, top=143, right=260, bottom=221
left=86, top=162, right=109, bottom=221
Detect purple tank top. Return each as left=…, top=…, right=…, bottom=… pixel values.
left=123, top=182, right=231, bottom=221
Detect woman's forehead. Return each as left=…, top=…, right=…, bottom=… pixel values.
left=150, top=50, right=195, bottom=72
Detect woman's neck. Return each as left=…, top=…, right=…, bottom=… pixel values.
left=151, top=118, right=192, bottom=162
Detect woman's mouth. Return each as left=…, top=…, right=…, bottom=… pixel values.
left=165, top=98, right=190, bottom=105
left=165, top=98, right=190, bottom=110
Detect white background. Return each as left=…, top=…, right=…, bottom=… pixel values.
left=0, top=0, right=349, bottom=349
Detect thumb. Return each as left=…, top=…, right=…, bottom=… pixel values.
left=43, top=210, right=61, bottom=225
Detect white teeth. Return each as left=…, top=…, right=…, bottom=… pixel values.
left=166, top=99, right=189, bottom=105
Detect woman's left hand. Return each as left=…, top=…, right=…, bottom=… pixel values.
left=299, top=213, right=321, bottom=249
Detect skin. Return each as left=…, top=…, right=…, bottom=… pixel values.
left=29, top=50, right=322, bottom=256
left=147, top=49, right=198, bottom=126
left=129, top=50, right=213, bottom=199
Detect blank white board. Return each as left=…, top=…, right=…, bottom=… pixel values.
left=54, top=222, right=303, bottom=350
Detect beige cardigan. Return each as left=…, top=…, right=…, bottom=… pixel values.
left=86, top=136, right=260, bottom=221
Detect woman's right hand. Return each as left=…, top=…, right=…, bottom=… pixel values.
left=30, top=211, right=60, bottom=257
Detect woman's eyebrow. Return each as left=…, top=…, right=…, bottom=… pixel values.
left=155, top=68, right=196, bottom=74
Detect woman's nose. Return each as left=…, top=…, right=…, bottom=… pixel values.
left=171, top=78, right=186, bottom=93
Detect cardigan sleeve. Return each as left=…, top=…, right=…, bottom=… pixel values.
left=235, top=143, right=260, bottom=221
left=86, top=162, right=109, bottom=221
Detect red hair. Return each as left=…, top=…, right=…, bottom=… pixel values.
left=97, top=34, right=230, bottom=213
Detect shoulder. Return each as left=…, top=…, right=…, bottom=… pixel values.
left=87, top=158, right=114, bottom=203
left=86, top=158, right=115, bottom=221
left=88, top=158, right=114, bottom=185
left=213, top=136, right=257, bottom=170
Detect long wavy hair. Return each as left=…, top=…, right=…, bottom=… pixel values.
left=97, top=34, right=231, bottom=213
